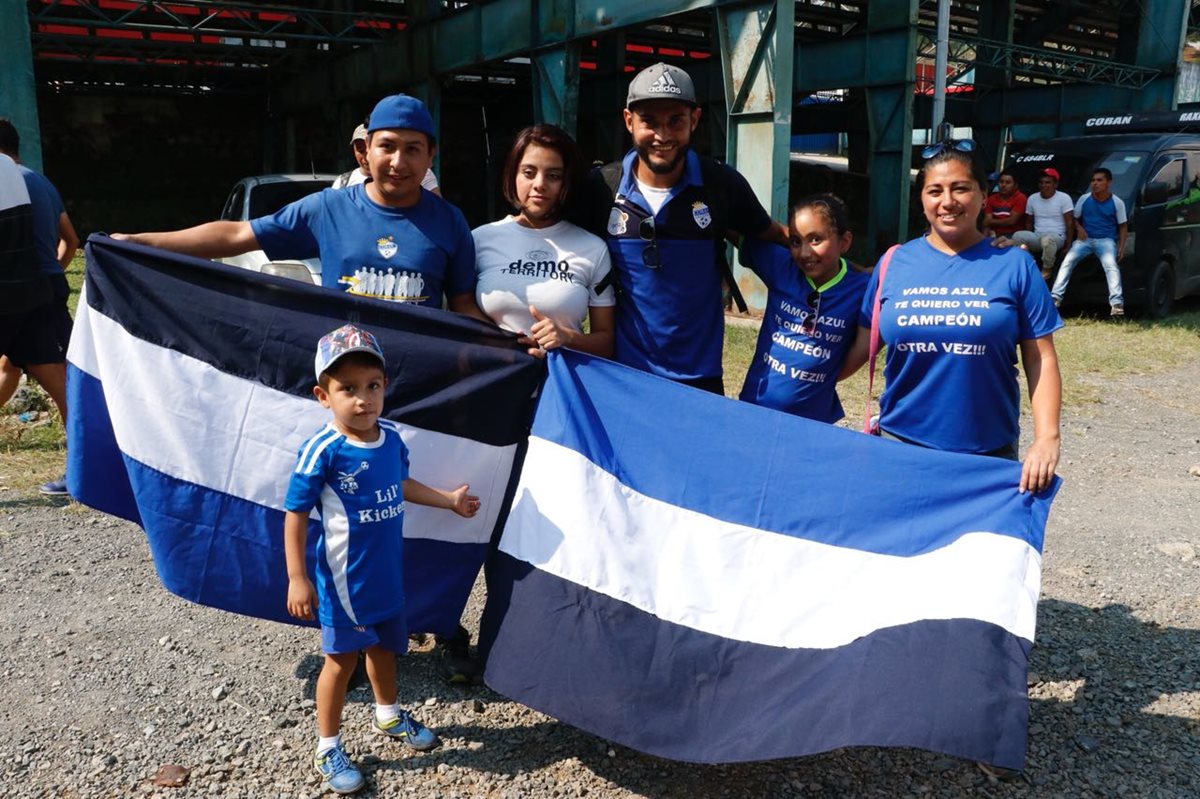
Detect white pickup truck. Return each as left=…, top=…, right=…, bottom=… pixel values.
left=217, top=174, right=337, bottom=283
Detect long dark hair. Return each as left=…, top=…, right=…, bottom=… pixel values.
left=501, top=124, right=581, bottom=220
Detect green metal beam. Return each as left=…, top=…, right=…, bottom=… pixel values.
left=717, top=1, right=795, bottom=311
left=1131, top=0, right=1189, bottom=110
left=797, top=0, right=917, bottom=253
left=532, top=45, right=581, bottom=134
left=277, top=0, right=745, bottom=112
left=0, top=1, right=43, bottom=172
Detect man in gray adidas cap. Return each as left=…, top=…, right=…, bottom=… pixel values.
left=578, top=62, right=786, bottom=395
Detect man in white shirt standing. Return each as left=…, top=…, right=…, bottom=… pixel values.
left=1000, top=168, right=1074, bottom=280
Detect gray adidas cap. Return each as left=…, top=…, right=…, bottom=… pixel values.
left=626, top=62, right=697, bottom=108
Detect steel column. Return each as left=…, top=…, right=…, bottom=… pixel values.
left=1, top=1, right=43, bottom=172
left=1130, top=0, right=1189, bottom=110
left=531, top=46, right=581, bottom=134
left=716, top=1, right=794, bottom=312
left=975, top=0, right=1015, bottom=170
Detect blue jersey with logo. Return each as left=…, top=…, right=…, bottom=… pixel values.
left=603, top=150, right=772, bottom=381
left=739, top=244, right=869, bottom=423
left=285, top=419, right=410, bottom=628
left=858, top=237, right=1062, bottom=453
left=19, top=166, right=66, bottom=276
left=251, top=184, right=476, bottom=307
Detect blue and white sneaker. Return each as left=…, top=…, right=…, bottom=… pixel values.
left=373, top=710, right=441, bottom=751
left=39, top=476, right=69, bottom=497
left=313, top=744, right=364, bottom=794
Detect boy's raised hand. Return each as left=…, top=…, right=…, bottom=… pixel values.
left=448, top=484, right=481, bottom=518
left=287, top=577, right=318, bottom=621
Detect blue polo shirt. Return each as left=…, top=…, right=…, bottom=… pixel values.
left=603, top=149, right=772, bottom=381
left=251, top=184, right=476, bottom=308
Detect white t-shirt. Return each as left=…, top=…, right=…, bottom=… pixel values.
left=473, top=216, right=615, bottom=334
left=634, top=178, right=672, bottom=215
left=1025, top=190, right=1074, bottom=237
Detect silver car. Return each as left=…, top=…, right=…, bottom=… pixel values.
left=217, top=174, right=338, bottom=283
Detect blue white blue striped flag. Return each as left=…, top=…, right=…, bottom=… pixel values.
left=66, top=235, right=542, bottom=635
left=481, top=349, right=1058, bottom=770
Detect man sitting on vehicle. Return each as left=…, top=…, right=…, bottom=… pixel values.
left=997, top=168, right=1074, bottom=280
left=115, top=95, right=482, bottom=317
left=982, top=169, right=1027, bottom=239
left=1049, top=167, right=1127, bottom=317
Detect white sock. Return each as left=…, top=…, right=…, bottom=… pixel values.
left=375, top=703, right=399, bottom=723
left=316, top=734, right=340, bottom=755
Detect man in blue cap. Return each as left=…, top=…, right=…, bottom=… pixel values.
left=115, top=95, right=484, bottom=317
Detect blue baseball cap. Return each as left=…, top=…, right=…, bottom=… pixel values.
left=367, top=94, right=436, bottom=139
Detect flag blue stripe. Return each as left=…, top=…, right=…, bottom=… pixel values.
left=532, top=351, right=1056, bottom=557
left=69, top=340, right=485, bottom=637
left=481, top=550, right=1030, bottom=770
left=82, top=236, right=542, bottom=447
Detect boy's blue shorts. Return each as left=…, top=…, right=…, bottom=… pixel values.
left=321, top=614, right=408, bottom=655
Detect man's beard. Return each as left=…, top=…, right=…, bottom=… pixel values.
left=636, top=143, right=687, bottom=175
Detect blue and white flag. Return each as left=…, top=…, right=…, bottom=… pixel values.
left=481, top=350, right=1058, bottom=770
left=67, top=235, right=542, bottom=635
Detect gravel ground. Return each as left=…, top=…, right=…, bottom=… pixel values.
left=1, top=359, right=1198, bottom=799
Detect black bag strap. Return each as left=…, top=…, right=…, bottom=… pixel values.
left=591, top=156, right=747, bottom=313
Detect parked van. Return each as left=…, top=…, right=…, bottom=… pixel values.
left=1005, top=113, right=1200, bottom=317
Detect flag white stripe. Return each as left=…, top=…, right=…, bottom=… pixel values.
left=69, top=296, right=513, bottom=545
left=499, top=437, right=1042, bottom=650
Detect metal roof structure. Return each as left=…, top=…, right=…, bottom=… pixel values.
left=3, top=0, right=1192, bottom=304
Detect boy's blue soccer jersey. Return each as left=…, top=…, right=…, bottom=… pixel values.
left=738, top=242, right=869, bottom=423
left=285, top=419, right=410, bottom=628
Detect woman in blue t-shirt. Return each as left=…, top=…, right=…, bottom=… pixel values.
left=841, top=144, right=1063, bottom=494
left=739, top=193, right=869, bottom=423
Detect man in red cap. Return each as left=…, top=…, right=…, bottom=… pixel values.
left=999, top=167, right=1074, bottom=280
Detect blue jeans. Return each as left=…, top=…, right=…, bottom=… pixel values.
left=1050, top=237, right=1123, bottom=306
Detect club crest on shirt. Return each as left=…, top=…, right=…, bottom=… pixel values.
left=692, top=201, right=712, bottom=229
left=376, top=235, right=397, bottom=259
left=607, top=207, right=629, bottom=236
left=338, top=460, right=369, bottom=494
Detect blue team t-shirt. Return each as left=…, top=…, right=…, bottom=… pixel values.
left=858, top=237, right=1062, bottom=453
left=603, top=149, right=772, bottom=381
left=251, top=184, right=476, bottom=308
left=19, top=166, right=66, bottom=276
left=739, top=243, right=869, bottom=423
left=1075, top=193, right=1126, bottom=241
left=285, top=419, right=410, bottom=628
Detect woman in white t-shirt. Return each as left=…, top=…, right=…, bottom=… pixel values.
left=474, top=124, right=614, bottom=358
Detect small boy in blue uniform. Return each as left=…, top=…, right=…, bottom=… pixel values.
left=284, top=324, right=480, bottom=794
